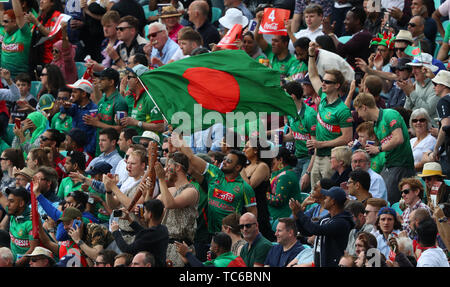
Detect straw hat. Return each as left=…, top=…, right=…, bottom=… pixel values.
left=417, top=162, right=446, bottom=178
left=159, top=5, right=182, bottom=18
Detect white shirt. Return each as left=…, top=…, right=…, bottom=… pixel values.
left=316, top=49, right=355, bottom=82
left=417, top=247, right=450, bottom=267
left=114, top=159, right=129, bottom=186
left=288, top=26, right=324, bottom=54
left=368, top=168, right=388, bottom=203
left=120, top=176, right=141, bottom=194
left=410, top=134, right=437, bottom=164
left=381, top=0, right=404, bottom=10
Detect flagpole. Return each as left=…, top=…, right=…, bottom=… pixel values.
left=137, top=76, right=169, bottom=123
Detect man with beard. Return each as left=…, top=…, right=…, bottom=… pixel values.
left=152, top=152, right=199, bottom=267
left=111, top=199, right=169, bottom=267
left=171, top=133, right=257, bottom=236
left=0, top=187, right=37, bottom=266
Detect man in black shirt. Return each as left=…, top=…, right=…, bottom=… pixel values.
left=187, top=0, right=220, bottom=49
left=111, top=199, right=169, bottom=267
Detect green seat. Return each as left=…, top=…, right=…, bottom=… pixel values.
left=75, top=62, right=87, bottom=80
left=211, top=7, right=222, bottom=23
left=338, top=36, right=352, bottom=44
left=30, top=81, right=42, bottom=98
left=435, top=0, right=441, bottom=9
left=0, top=138, right=10, bottom=154
left=5, top=124, right=15, bottom=146
left=390, top=202, right=403, bottom=216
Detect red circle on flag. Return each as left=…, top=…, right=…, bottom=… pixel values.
left=183, top=67, right=240, bottom=113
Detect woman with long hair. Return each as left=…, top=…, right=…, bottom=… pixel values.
left=1, top=148, right=26, bottom=192
left=37, top=64, right=66, bottom=99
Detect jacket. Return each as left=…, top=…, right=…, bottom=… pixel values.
left=295, top=209, right=355, bottom=267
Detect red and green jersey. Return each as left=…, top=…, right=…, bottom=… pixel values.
left=51, top=112, right=72, bottom=133
left=316, top=89, right=353, bottom=156
left=8, top=207, right=35, bottom=261
left=287, top=103, right=317, bottom=158
left=373, top=109, right=414, bottom=169
left=128, top=89, right=164, bottom=136
left=267, top=166, right=301, bottom=220
left=203, top=251, right=246, bottom=267
left=264, top=44, right=302, bottom=77
left=1, top=24, right=31, bottom=78
left=203, top=163, right=256, bottom=234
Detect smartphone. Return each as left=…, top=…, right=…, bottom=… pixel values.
left=14, top=118, right=21, bottom=129
left=73, top=219, right=81, bottom=229
left=113, top=209, right=123, bottom=218
left=366, top=140, right=375, bottom=146
left=88, top=197, right=95, bottom=205
left=248, top=20, right=257, bottom=32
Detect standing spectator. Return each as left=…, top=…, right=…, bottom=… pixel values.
left=57, top=151, right=87, bottom=200
left=159, top=5, right=184, bottom=43
left=115, top=129, right=139, bottom=184
left=372, top=207, right=403, bottom=259
left=111, top=199, right=169, bottom=267
left=290, top=4, right=324, bottom=43
left=416, top=218, right=450, bottom=267
left=290, top=186, right=354, bottom=267
left=187, top=0, right=220, bottom=49
left=307, top=41, right=353, bottom=187
left=51, top=22, right=77, bottom=85
left=347, top=170, right=373, bottom=205
left=353, top=123, right=386, bottom=174
left=408, top=108, right=436, bottom=171
left=110, top=0, right=146, bottom=33
left=398, top=178, right=431, bottom=236
left=330, top=146, right=352, bottom=187
left=353, top=93, right=415, bottom=204
left=344, top=200, right=374, bottom=256
left=239, top=212, right=273, bottom=267
left=39, top=129, right=66, bottom=179
left=61, top=79, right=98, bottom=156
left=264, top=217, right=305, bottom=267
left=1, top=0, right=31, bottom=78
left=221, top=212, right=246, bottom=256
left=291, top=0, right=333, bottom=36
left=97, top=11, right=122, bottom=71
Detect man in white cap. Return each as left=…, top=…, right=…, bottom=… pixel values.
left=25, top=246, right=55, bottom=267
left=430, top=70, right=450, bottom=176
left=224, top=0, right=253, bottom=22
left=120, top=64, right=164, bottom=137
left=61, top=79, right=98, bottom=156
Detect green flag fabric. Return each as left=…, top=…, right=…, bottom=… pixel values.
left=404, top=45, right=421, bottom=57
left=139, top=50, right=297, bottom=133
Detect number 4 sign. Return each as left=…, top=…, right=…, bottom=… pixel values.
left=259, top=8, right=290, bottom=35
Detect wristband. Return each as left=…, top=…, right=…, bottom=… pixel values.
left=138, top=121, right=143, bottom=128
left=77, top=240, right=84, bottom=246
left=309, top=55, right=315, bottom=57
left=305, top=171, right=311, bottom=176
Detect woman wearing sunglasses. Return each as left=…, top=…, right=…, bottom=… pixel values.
left=409, top=108, right=436, bottom=171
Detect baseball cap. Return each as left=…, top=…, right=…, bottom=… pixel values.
left=377, top=206, right=397, bottom=217
left=125, top=64, right=149, bottom=77
left=56, top=254, right=80, bottom=267
left=85, top=161, right=113, bottom=175
left=5, top=187, right=30, bottom=204
left=58, top=207, right=83, bottom=223
left=132, top=130, right=160, bottom=144
left=432, top=70, right=450, bottom=89
left=68, top=79, right=93, bottom=94
left=64, top=128, right=87, bottom=147
left=93, top=68, right=120, bottom=85
left=320, top=186, right=347, bottom=206
left=297, top=74, right=311, bottom=85
left=38, top=94, right=55, bottom=111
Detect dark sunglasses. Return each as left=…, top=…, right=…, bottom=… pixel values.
left=94, top=261, right=105, bottom=265
left=364, top=209, right=377, bottom=214
left=323, top=79, right=336, bottom=85
left=412, top=118, right=427, bottom=123
left=116, top=26, right=132, bottom=31
left=127, top=75, right=137, bottom=80
left=408, top=22, right=416, bottom=27
left=40, top=73, right=48, bottom=76
left=57, top=97, right=69, bottom=102
left=141, top=141, right=149, bottom=148
left=222, top=157, right=233, bottom=164
left=239, top=223, right=256, bottom=229
left=40, top=136, right=51, bottom=142
left=0, top=157, right=9, bottom=161
left=148, top=30, right=163, bottom=38
left=401, top=189, right=410, bottom=194
left=394, top=47, right=406, bottom=52
left=30, top=257, right=45, bottom=262
left=2, top=20, right=10, bottom=23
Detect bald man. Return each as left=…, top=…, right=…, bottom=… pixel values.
left=239, top=212, right=273, bottom=267
left=187, top=0, right=220, bottom=49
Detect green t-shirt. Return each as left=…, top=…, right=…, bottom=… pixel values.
left=239, top=233, right=273, bottom=267
left=373, top=109, right=414, bottom=169
left=264, top=44, right=301, bottom=77
left=57, top=177, right=84, bottom=199
left=287, top=103, right=317, bottom=158
left=316, top=90, right=353, bottom=156
left=129, top=90, right=164, bottom=135
left=370, top=151, right=386, bottom=173
left=267, top=166, right=301, bottom=220
left=8, top=207, right=34, bottom=261
left=444, top=22, right=450, bottom=45
left=1, top=24, right=31, bottom=78
left=51, top=112, right=73, bottom=133
left=203, top=163, right=256, bottom=234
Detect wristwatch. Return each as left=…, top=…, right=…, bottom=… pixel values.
left=138, top=121, right=143, bottom=128
left=378, top=145, right=382, bottom=152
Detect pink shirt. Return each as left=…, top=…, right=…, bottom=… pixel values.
left=168, top=23, right=183, bottom=43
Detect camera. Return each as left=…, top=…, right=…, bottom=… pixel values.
left=113, top=210, right=123, bottom=218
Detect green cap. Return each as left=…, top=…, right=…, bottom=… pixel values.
left=38, top=93, right=55, bottom=111
left=58, top=207, right=82, bottom=222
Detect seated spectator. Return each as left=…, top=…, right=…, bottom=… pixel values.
left=187, top=1, right=220, bottom=49
left=39, top=129, right=65, bottom=179
left=25, top=148, right=51, bottom=172
left=169, top=27, right=203, bottom=62
left=13, top=167, right=33, bottom=189
left=372, top=207, right=403, bottom=259
left=146, top=22, right=182, bottom=67
left=0, top=247, right=14, bottom=267
left=8, top=73, right=37, bottom=123
left=223, top=0, right=253, bottom=22
left=86, top=128, right=122, bottom=174
left=37, top=64, right=66, bottom=100
left=301, top=178, right=333, bottom=220
left=347, top=170, right=373, bottom=205
left=409, top=108, right=437, bottom=171
left=62, top=128, right=92, bottom=168
left=12, top=111, right=48, bottom=155
left=242, top=32, right=265, bottom=62
left=0, top=148, right=25, bottom=193
left=411, top=0, right=437, bottom=54
left=354, top=231, right=378, bottom=257
left=330, top=146, right=352, bottom=187
left=94, top=249, right=118, bottom=267
left=51, top=22, right=77, bottom=84
left=221, top=212, right=246, bottom=256
left=111, top=199, right=169, bottom=267
left=292, top=4, right=324, bottom=42
left=239, top=212, right=273, bottom=267
left=50, top=87, right=73, bottom=134
left=416, top=218, right=450, bottom=267
left=338, top=253, right=357, bottom=267
left=131, top=251, right=155, bottom=267
left=113, top=252, right=133, bottom=267
left=364, top=198, right=388, bottom=226
left=264, top=218, right=304, bottom=267
left=345, top=201, right=374, bottom=256
left=25, top=246, right=55, bottom=267
left=398, top=178, right=431, bottom=237
left=417, top=162, right=450, bottom=205
left=353, top=123, right=386, bottom=174
left=57, top=151, right=87, bottom=200
left=116, top=129, right=139, bottom=184
left=160, top=5, right=184, bottom=43
left=408, top=16, right=433, bottom=52
left=386, top=58, right=413, bottom=108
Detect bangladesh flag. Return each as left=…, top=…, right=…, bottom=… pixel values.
left=139, top=50, right=296, bottom=134
left=404, top=45, right=421, bottom=57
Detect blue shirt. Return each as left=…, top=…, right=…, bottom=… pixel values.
left=151, top=38, right=181, bottom=66
left=264, top=241, right=305, bottom=267
left=87, top=149, right=123, bottom=174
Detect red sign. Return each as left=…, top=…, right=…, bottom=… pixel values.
left=217, top=24, right=243, bottom=50
left=258, top=8, right=290, bottom=35
left=213, top=188, right=235, bottom=203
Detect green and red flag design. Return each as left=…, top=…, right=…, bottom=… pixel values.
left=404, top=45, right=421, bottom=57
left=139, top=49, right=297, bottom=133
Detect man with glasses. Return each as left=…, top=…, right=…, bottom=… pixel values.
left=146, top=22, right=181, bottom=67
left=25, top=246, right=55, bottom=267
left=364, top=197, right=388, bottom=226
left=418, top=162, right=450, bottom=205
left=239, top=212, right=272, bottom=267
left=94, top=250, right=117, bottom=267
left=393, top=30, right=414, bottom=60
left=51, top=87, right=73, bottom=133
left=344, top=200, right=374, bottom=256
left=109, top=15, right=148, bottom=69
left=307, top=41, right=353, bottom=189
left=408, top=16, right=432, bottom=50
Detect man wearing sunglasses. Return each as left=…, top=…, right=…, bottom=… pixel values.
left=147, top=22, right=181, bottom=67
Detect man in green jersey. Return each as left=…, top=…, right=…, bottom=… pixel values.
left=283, top=80, right=317, bottom=191
left=172, top=133, right=257, bottom=235
left=120, top=64, right=164, bottom=136
left=306, top=41, right=353, bottom=189
left=51, top=88, right=73, bottom=133
left=0, top=187, right=37, bottom=265
left=353, top=92, right=415, bottom=204
left=255, top=11, right=302, bottom=78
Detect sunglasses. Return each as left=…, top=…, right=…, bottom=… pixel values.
left=401, top=189, right=410, bottom=194
left=116, top=26, right=132, bottom=31
left=40, top=136, right=50, bottom=142
left=364, top=209, right=377, bottom=214
left=2, top=20, right=10, bottom=24
left=323, top=79, right=336, bottom=85
left=239, top=223, right=256, bottom=229
left=141, top=141, right=149, bottom=148
left=0, top=157, right=9, bottom=161
left=148, top=30, right=163, bottom=38
left=94, top=261, right=105, bottom=266
left=394, top=47, right=406, bottom=52
left=30, top=257, right=45, bottom=262
left=40, top=73, right=48, bottom=76
left=222, top=157, right=233, bottom=164
left=412, top=118, right=427, bottom=123
left=127, top=75, right=137, bottom=80
left=57, top=97, right=69, bottom=102
left=408, top=22, right=417, bottom=27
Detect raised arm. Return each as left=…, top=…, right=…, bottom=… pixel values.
left=254, top=11, right=269, bottom=53
left=12, top=0, right=25, bottom=28
left=307, top=42, right=322, bottom=94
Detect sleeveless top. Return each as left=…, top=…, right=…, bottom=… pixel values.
left=163, top=183, right=199, bottom=267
